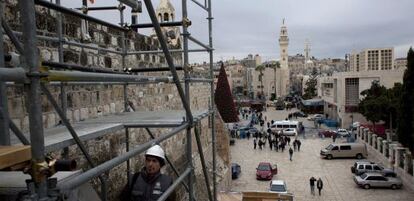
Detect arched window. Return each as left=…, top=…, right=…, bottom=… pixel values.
left=158, top=14, right=162, bottom=22
left=164, top=13, right=169, bottom=22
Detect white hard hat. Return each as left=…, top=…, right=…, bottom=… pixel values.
left=145, top=145, right=166, bottom=162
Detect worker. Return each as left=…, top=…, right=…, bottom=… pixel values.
left=121, top=145, right=175, bottom=201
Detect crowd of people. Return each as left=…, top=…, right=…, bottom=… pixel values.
left=235, top=108, right=304, bottom=162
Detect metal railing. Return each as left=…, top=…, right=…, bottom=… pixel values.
left=0, top=0, right=217, bottom=201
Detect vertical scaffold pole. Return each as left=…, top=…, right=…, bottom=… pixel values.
left=207, top=0, right=217, bottom=200
left=181, top=0, right=195, bottom=200
left=56, top=0, right=69, bottom=159
left=0, top=0, right=11, bottom=145
left=20, top=0, right=48, bottom=198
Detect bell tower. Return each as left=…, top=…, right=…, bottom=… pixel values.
left=156, top=0, right=175, bottom=22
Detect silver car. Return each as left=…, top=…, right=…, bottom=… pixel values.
left=353, top=172, right=403, bottom=189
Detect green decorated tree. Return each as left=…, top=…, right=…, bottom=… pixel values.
left=214, top=63, right=239, bottom=123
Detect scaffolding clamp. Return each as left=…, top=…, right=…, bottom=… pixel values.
left=183, top=17, right=192, bottom=28
left=24, top=160, right=49, bottom=183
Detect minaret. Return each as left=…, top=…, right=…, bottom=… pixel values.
left=304, top=39, right=311, bottom=62
left=279, top=19, right=289, bottom=70
left=278, top=18, right=290, bottom=96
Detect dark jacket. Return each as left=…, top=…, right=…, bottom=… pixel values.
left=317, top=179, right=323, bottom=189
left=121, top=168, right=175, bottom=201
left=310, top=177, right=316, bottom=186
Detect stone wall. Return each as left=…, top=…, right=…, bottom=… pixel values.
left=2, top=1, right=230, bottom=200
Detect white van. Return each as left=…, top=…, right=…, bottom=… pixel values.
left=320, top=143, right=367, bottom=159
left=270, top=120, right=300, bottom=132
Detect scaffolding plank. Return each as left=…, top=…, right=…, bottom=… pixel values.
left=76, top=110, right=209, bottom=127
left=10, top=110, right=209, bottom=153
left=0, top=146, right=31, bottom=169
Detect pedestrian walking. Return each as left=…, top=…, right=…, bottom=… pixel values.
left=317, top=178, right=323, bottom=196
left=293, top=140, right=297, bottom=151
left=267, top=122, right=270, bottom=128
left=286, top=136, right=291, bottom=145
left=289, top=147, right=293, bottom=161
left=297, top=139, right=302, bottom=151
left=253, top=138, right=257, bottom=149
left=258, top=139, right=263, bottom=150
left=246, top=131, right=250, bottom=140
left=310, top=176, right=316, bottom=195
left=332, top=132, right=337, bottom=143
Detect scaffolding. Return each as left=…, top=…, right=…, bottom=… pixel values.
left=0, top=0, right=217, bottom=200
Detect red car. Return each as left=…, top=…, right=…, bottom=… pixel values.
left=318, top=130, right=336, bottom=138
left=256, top=162, right=278, bottom=180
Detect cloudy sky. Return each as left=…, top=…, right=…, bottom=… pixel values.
left=63, top=0, right=414, bottom=63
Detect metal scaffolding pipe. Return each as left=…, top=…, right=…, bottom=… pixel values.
left=42, top=61, right=126, bottom=74
left=34, top=0, right=128, bottom=32
left=0, top=0, right=10, bottom=145
left=9, top=119, right=30, bottom=145
left=2, top=19, right=24, bottom=54
left=46, top=70, right=173, bottom=83
left=76, top=6, right=119, bottom=11
left=126, top=48, right=208, bottom=55
left=58, top=123, right=189, bottom=190
left=188, top=35, right=211, bottom=51
left=157, top=168, right=191, bottom=201
left=20, top=0, right=48, bottom=198
left=127, top=66, right=183, bottom=72
left=143, top=0, right=193, bottom=124
left=194, top=126, right=213, bottom=201
left=0, top=68, right=26, bottom=82
left=13, top=30, right=123, bottom=55
left=190, top=0, right=208, bottom=11
left=207, top=0, right=217, bottom=199
left=130, top=21, right=184, bottom=29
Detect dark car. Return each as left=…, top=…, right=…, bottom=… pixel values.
left=231, top=163, right=241, bottom=179
left=293, top=111, right=308, bottom=117
left=318, top=130, right=336, bottom=138
left=256, top=162, right=277, bottom=180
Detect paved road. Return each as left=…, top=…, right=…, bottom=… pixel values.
left=230, top=107, right=414, bottom=201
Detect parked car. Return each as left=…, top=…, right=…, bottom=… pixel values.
left=382, top=169, right=398, bottom=177
left=353, top=173, right=403, bottom=189
left=351, top=161, right=383, bottom=175
left=336, top=128, right=351, bottom=137
left=293, top=111, right=308, bottom=117
left=256, top=162, right=278, bottom=180
left=320, top=143, right=367, bottom=159
left=231, top=163, right=241, bottom=179
left=318, top=129, right=336, bottom=138
left=280, top=128, right=297, bottom=136
left=269, top=180, right=288, bottom=194
left=307, top=114, right=324, bottom=121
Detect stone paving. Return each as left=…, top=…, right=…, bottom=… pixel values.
left=229, top=107, right=414, bottom=201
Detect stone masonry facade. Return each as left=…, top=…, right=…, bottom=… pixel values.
left=3, top=1, right=230, bottom=200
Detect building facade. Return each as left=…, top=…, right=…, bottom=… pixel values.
left=318, top=68, right=404, bottom=128
left=349, top=48, right=394, bottom=72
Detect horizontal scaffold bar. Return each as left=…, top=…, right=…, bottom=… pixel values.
left=34, top=0, right=128, bottom=32
left=58, top=123, right=189, bottom=190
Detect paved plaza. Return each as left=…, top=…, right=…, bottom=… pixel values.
left=229, top=108, right=414, bottom=201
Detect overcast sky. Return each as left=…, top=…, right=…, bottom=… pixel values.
left=62, top=0, right=414, bottom=63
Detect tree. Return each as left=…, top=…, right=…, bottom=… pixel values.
left=255, top=64, right=265, bottom=99
left=268, top=61, right=280, bottom=101
left=302, top=67, right=318, bottom=99
left=397, top=47, right=414, bottom=152
left=214, top=62, right=239, bottom=123
left=358, top=80, right=388, bottom=133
